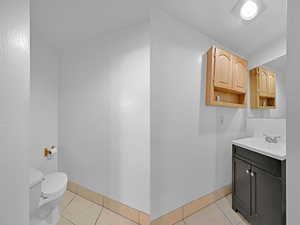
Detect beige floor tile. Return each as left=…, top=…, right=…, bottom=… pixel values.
left=237, top=213, right=252, bottom=225
left=216, top=196, right=242, bottom=225
left=238, top=220, right=251, bottom=225
left=224, top=194, right=252, bottom=225
left=59, top=191, right=76, bottom=213
left=96, top=208, right=138, bottom=225
left=183, top=192, right=216, bottom=218
left=225, top=194, right=232, bottom=202
left=56, top=217, right=74, bottom=225
left=184, top=204, right=231, bottom=225
left=63, top=195, right=102, bottom=225
left=173, top=221, right=185, bottom=225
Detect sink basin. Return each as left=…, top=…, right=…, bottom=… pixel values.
left=232, top=137, right=286, bottom=160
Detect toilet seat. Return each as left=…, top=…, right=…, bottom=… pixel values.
left=40, top=172, right=67, bottom=205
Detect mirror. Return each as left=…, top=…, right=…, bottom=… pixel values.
left=248, top=55, right=287, bottom=119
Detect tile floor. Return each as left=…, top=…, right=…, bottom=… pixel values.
left=57, top=191, right=138, bottom=225
left=58, top=192, right=250, bottom=225
left=175, top=194, right=251, bottom=225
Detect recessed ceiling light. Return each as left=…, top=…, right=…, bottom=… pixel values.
left=231, top=0, right=265, bottom=23
left=240, top=0, right=259, bottom=21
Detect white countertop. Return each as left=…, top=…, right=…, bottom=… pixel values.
left=232, top=137, right=286, bottom=160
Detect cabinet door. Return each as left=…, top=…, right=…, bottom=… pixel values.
left=251, top=166, right=282, bottom=225
left=268, top=72, right=276, bottom=97
left=258, top=68, right=269, bottom=96
left=214, top=48, right=232, bottom=89
left=233, top=158, right=251, bottom=216
left=232, top=56, right=247, bottom=93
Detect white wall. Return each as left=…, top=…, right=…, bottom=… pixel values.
left=287, top=1, right=300, bottom=224
left=150, top=9, right=247, bottom=219
left=248, top=37, right=286, bottom=69
left=0, top=1, right=30, bottom=224
left=271, top=68, right=286, bottom=118
left=30, top=31, right=59, bottom=174
left=247, top=118, right=286, bottom=141
left=59, top=24, right=150, bottom=213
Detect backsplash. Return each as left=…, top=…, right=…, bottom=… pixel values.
left=247, top=118, right=286, bottom=142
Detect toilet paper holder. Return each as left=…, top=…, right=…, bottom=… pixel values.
left=44, top=145, right=57, bottom=159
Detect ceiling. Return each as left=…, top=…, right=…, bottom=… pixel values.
left=264, top=55, right=287, bottom=72
left=30, top=0, right=149, bottom=49
left=31, top=0, right=286, bottom=56
left=154, top=0, right=286, bottom=57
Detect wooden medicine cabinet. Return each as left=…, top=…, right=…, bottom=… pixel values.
left=205, top=46, right=248, bottom=108
left=250, top=67, right=276, bottom=109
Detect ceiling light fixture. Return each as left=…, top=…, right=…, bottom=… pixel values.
left=231, top=0, right=265, bottom=23
left=240, top=0, right=258, bottom=20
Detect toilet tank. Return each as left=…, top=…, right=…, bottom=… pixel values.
left=29, top=168, right=44, bottom=217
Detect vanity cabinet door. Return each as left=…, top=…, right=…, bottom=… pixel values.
left=233, top=157, right=251, bottom=216
left=251, top=166, right=283, bottom=225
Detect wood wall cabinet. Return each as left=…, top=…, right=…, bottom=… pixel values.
left=250, top=67, right=276, bottom=109
left=206, top=46, right=248, bottom=108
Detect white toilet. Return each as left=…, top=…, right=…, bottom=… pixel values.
left=30, top=168, right=68, bottom=225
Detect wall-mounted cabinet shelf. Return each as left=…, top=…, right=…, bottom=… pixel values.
left=250, top=67, right=276, bottom=109
left=205, top=46, right=248, bottom=108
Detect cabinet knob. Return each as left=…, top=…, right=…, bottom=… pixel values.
left=246, top=169, right=250, bottom=174
left=251, top=172, right=255, bottom=177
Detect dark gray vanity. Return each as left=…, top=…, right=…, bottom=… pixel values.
left=232, top=144, right=286, bottom=225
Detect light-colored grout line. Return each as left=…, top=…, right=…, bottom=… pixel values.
left=60, top=192, right=77, bottom=215
left=94, top=206, right=104, bottom=225
left=59, top=194, right=77, bottom=225
left=60, top=194, right=103, bottom=225
left=215, top=199, right=235, bottom=225
left=102, top=206, right=140, bottom=224
left=61, top=215, right=76, bottom=225
left=67, top=189, right=140, bottom=225
left=66, top=194, right=76, bottom=207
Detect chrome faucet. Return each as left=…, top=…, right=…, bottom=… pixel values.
left=263, top=134, right=281, bottom=143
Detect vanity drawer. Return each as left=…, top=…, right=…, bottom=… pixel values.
left=233, top=145, right=283, bottom=177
